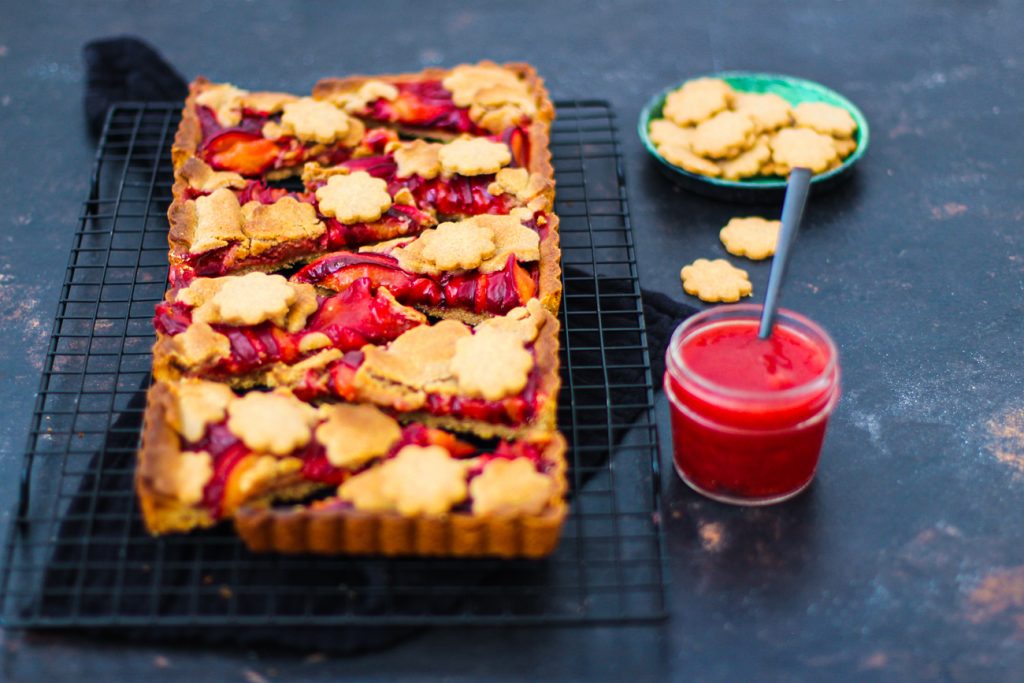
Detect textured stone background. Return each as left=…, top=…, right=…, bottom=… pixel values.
left=0, top=1, right=1022, bottom=681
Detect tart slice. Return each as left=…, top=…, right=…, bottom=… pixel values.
left=293, top=211, right=561, bottom=322
left=174, top=120, right=551, bottom=223
left=301, top=125, right=554, bottom=219
left=137, top=379, right=566, bottom=558
left=277, top=299, right=561, bottom=440
left=166, top=165, right=436, bottom=286
left=152, top=272, right=426, bottom=387
left=313, top=61, right=555, bottom=141
left=172, top=78, right=396, bottom=179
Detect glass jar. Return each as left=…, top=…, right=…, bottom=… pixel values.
left=664, top=304, right=840, bottom=505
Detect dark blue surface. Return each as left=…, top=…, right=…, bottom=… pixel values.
left=1, top=1, right=1023, bottom=681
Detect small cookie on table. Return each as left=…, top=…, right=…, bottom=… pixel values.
left=680, top=258, right=753, bottom=303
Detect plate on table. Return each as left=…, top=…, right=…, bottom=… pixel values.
left=638, top=72, right=869, bottom=202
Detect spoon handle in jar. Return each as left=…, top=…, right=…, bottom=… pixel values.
left=758, top=167, right=812, bottom=340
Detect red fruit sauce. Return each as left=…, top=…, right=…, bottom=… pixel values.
left=293, top=250, right=538, bottom=317
left=665, top=305, right=839, bottom=505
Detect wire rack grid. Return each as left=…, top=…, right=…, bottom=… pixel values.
left=0, top=100, right=668, bottom=628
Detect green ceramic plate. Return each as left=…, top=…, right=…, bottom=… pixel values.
left=638, top=72, right=869, bottom=202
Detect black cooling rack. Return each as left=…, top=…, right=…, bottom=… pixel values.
left=0, top=101, right=668, bottom=628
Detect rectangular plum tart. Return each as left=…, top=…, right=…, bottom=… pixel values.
left=139, top=62, right=567, bottom=558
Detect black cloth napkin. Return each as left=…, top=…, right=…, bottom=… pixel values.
left=45, top=37, right=699, bottom=655
left=83, top=37, right=188, bottom=138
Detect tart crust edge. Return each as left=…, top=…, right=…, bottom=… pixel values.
left=233, top=432, right=567, bottom=558
left=171, top=76, right=209, bottom=185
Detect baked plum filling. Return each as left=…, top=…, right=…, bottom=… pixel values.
left=185, top=418, right=540, bottom=520
left=363, top=80, right=485, bottom=135
left=308, top=157, right=515, bottom=217
left=196, top=106, right=395, bottom=176
left=396, top=173, right=514, bottom=216
left=171, top=201, right=436, bottom=285
left=293, top=252, right=441, bottom=306
left=198, top=107, right=297, bottom=176
left=293, top=251, right=537, bottom=317
left=155, top=278, right=422, bottom=377
left=303, top=126, right=531, bottom=218
left=289, top=348, right=545, bottom=428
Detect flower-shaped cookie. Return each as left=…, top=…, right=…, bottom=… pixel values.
left=380, top=445, right=468, bottom=515
left=476, top=214, right=541, bottom=273
left=793, top=101, right=858, bottom=138
left=769, top=128, right=839, bottom=174
left=315, top=171, right=393, bottom=224
left=226, top=390, right=319, bottom=455
left=663, top=78, right=735, bottom=127
left=279, top=97, right=353, bottom=144
left=315, top=404, right=402, bottom=469
left=733, top=92, right=793, bottom=132
left=392, top=140, right=443, bottom=180
left=832, top=136, right=858, bottom=158
left=719, top=216, right=782, bottom=260
left=388, top=214, right=538, bottom=276
left=450, top=328, right=533, bottom=400
left=438, top=137, right=512, bottom=176
left=470, top=458, right=554, bottom=516
left=468, top=86, right=538, bottom=132
left=680, top=258, right=753, bottom=303
left=487, top=167, right=551, bottom=211
left=692, top=111, right=756, bottom=159
left=182, top=272, right=317, bottom=331
left=337, top=466, right=391, bottom=512
left=419, top=220, right=497, bottom=271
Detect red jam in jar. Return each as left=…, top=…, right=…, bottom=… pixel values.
left=665, top=304, right=840, bottom=505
